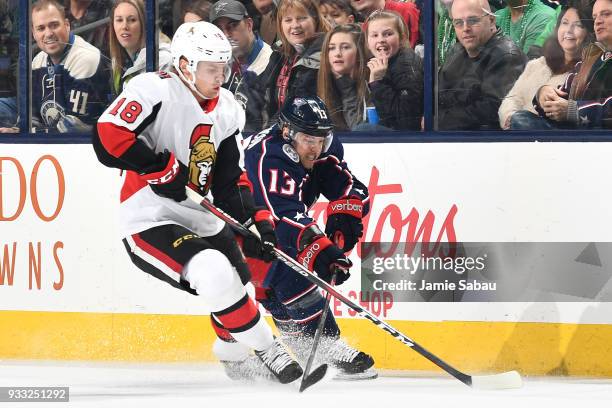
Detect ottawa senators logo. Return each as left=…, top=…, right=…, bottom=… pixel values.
left=189, top=124, right=216, bottom=194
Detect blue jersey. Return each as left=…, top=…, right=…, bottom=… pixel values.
left=32, top=33, right=109, bottom=133
left=243, top=125, right=369, bottom=255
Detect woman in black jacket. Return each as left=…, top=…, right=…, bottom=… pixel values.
left=365, top=10, right=423, bottom=130
left=265, top=0, right=331, bottom=122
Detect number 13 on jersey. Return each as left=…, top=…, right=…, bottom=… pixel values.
left=268, top=169, right=296, bottom=196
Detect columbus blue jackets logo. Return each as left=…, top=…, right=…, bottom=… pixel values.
left=40, top=100, right=65, bottom=128
left=282, top=143, right=299, bottom=163
left=189, top=124, right=216, bottom=194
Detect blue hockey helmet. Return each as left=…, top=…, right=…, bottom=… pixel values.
left=278, top=96, right=334, bottom=139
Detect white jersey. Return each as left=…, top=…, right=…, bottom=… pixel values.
left=97, top=71, right=246, bottom=238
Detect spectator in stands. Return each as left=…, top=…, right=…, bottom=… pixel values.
left=495, top=0, right=557, bottom=58
left=365, top=10, right=423, bottom=130
left=438, top=0, right=457, bottom=66
left=349, top=0, right=420, bottom=48
left=253, top=0, right=278, bottom=45
left=500, top=0, right=594, bottom=129
left=109, top=0, right=172, bottom=96
left=318, top=23, right=369, bottom=130
left=156, top=0, right=175, bottom=37
left=0, top=0, right=18, bottom=132
left=211, top=0, right=274, bottom=134
left=532, top=0, right=611, bottom=128
left=64, top=0, right=112, bottom=54
left=263, top=0, right=331, bottom=122
left=437, top=0, right=527, bottom=130
left=183, top=0, right=212, bottom=23
left=530, top=6, right=562, bottom=53
left=0, top=0, right=109, bottom=133
left=319, top=0, right=357, bottom=27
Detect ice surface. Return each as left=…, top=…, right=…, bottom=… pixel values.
left=0, top=361, right=610, bottom=408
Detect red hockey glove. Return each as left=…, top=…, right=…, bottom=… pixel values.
left=297, top=225, right=352, bottom=285
left=325, top=197, right=364, bottom=252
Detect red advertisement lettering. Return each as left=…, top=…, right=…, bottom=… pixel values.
left=310, top=166, right=458, bottom=259
left=0, top=157, right=26, bottom=221
left=0, top=242, right=16, bottom=285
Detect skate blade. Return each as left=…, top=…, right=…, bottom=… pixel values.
left=299, top=364, right=329, bottom=392
left=333, top=368, right=378, bottom=381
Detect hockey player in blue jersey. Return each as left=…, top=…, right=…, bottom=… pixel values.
left=211, top=96, right=376, bottom=381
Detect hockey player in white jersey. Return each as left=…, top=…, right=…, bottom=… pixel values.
left=92, top=21, right=303, bottom=384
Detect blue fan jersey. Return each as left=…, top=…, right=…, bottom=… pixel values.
left=31, top=33, right=109, bottom=132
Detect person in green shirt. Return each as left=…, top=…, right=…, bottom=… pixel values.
left=437, top=0, right=456, bottom=66
left=495, top=0, right=556, bottom=57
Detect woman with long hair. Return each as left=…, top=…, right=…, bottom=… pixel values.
left=317, top=23, right=369, bottom=130
left=109, top=0, right=173, bottom=95
left=264, top=0, right=331, bottom=121
left=500, top=0, right=595, bottom=129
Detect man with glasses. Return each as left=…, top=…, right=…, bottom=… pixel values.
left=437, top=0, right=527, bottom=130
left=211, top=0, right=273, bottom=135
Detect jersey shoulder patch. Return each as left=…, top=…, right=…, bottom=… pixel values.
left=282, top=143, right=300, bottom=163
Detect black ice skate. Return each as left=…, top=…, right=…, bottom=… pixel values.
left=323, top=338, right=377, bottom=379
left=220, top=355, right=278, bottom=382
left=282, top=334, right=377, bottom=380
left=255, top=339, right=303, bottom=384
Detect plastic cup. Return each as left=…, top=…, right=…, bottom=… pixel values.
left=366, top=107, right=379, bottom=124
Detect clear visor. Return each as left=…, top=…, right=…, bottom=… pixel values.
left=194, top=60, right=229, bottom=84
left=294, top=132, right=326, bottom=147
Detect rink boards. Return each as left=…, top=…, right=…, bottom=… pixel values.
left=1, top=143, right=612, bottom=377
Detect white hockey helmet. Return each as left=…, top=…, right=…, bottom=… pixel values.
left=171, top=22, right=232, bottom=98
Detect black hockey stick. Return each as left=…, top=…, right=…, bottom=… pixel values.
left=298, top=270, right=337, bottom=393
left=186, top=187, right=522, bottom=390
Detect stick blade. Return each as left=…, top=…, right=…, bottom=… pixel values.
left=299, top=364, right=328, bottom=393
left=470, top=370, right=522, bottom=390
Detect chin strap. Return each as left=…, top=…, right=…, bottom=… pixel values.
left=176, top=66, right=212, bottom=100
